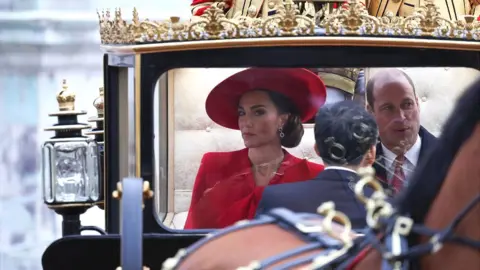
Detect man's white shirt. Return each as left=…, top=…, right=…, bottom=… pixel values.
left=381, top=135, right=422, bottom=186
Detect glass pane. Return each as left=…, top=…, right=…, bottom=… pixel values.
left=53, top=141, right=89, bottom=203
left=153, top=72, right=169, bottom=222
left=87, top=140, right=100, bottom=201
left=42, top=142, right=54, bottom=203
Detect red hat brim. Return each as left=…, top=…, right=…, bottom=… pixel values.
left=205, top=68, right=327, bottom=130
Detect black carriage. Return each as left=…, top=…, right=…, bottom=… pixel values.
left=40, top=0, right=480, bottom=269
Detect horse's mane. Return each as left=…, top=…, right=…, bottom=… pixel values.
left=394, top=77, right=480, bottom=222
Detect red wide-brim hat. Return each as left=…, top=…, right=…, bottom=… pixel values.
left=205, top=68, right=327, bottom=130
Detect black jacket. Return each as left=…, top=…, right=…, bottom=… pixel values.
left=373, top=125, right=437, bottom=195
left=256, top=169, right=374, bottom=230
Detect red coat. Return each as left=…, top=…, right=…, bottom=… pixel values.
left=184, top=148, right=324, bottom=229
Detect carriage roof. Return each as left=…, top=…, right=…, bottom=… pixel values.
left=97, top=0, right=480, bottom=55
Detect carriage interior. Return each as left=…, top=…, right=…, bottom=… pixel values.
left=160, top=67, right=480, bottom=230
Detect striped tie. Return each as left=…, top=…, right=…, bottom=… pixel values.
left=391, top=155, right=406, bottom=194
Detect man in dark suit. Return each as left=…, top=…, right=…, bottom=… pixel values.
left=366, top=69, right=437, bottom=195
left=256, top=101, right=378, bottom=229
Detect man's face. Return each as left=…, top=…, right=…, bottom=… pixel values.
left=370, top=76, right=420, bottom=154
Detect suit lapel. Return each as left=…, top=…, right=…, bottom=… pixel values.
left=373, top=142, right=388, bottom=183
left=373, top=142, right=395, bottom=197
left=418, top=126, right=437, bottom=161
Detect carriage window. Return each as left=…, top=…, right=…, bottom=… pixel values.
left=153, top=72, right=169, bottom=222
left=153, top=67, right=480, bottom=230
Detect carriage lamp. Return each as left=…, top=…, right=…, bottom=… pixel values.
left=85, top=86, right=105, bottom=209
left=42, top=79, right=103, bottom=236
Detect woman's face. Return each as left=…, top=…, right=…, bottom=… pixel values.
left=238, top=91, right=287, bottom=148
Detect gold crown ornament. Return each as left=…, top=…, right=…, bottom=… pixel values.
left=96, top=0, right=480, bottom=45
left=85, top=84, right=105, bottom=137
left=56, top=79, right=76, bottom=111
left=45, top=79, right=90, bottom=132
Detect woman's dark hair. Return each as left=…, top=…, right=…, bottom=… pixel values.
left=260, top=89, right=304, bottom=148
left=314, top=100, right=378, bottom=166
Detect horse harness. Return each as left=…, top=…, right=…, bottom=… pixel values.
left=162, top=205, right=362, bottom=270
left=162, top=167, right=480, bottom=270
left=346, top=168, right=480, bottom=270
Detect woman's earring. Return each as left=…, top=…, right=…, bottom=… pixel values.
left=278, top=127, right=285, bottom=138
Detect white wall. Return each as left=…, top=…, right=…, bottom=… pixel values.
left=0, top=1, right=192, bottom=269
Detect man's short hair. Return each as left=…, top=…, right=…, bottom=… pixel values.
left=314, top=100, right=379, bottom=166
left=366, top=69, right=416, bottom=109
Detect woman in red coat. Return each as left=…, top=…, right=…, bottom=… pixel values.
left=184, top=68, right=327, bottom=229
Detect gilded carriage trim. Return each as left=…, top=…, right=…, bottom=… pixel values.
left=100, top=36, right=480, bottom=54
left=97, top=0, right=480, bottom=45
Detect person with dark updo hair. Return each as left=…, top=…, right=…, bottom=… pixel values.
left=184, top=68, right=327, bottom=229
left=256, top=100, right=379, bottom=230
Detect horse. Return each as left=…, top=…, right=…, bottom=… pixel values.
left=161, top=78, right=480, bottom=270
